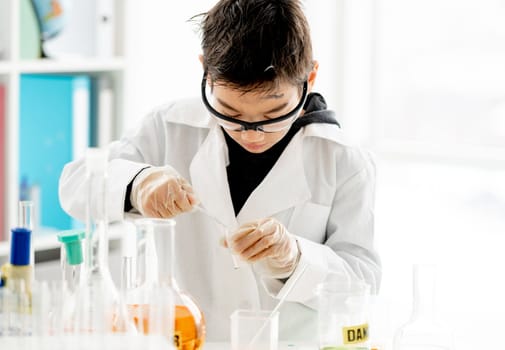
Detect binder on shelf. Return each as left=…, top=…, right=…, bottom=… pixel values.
left=0, top=84, right=5, bottom=240
left=36, top=0, right=115, bottom=59
left=19, top=74, right=91, bottom=231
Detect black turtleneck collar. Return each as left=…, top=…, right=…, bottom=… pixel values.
left=224, top=92, right=339, bottom=215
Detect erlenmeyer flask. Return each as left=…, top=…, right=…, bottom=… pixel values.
left=393, top=264, right=453, bottom=350
left=151, top=218, right=206, bottom=350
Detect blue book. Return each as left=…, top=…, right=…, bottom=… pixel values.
left=19, top=74, right=90, bottom=231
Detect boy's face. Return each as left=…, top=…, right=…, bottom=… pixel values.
left=209, top=81, right=305, bottom=153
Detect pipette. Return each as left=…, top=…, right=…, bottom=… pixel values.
left=246, top=263, right=309, bottom=350
left=193, top=204, right=240, bottom=269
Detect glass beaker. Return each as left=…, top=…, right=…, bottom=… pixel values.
left=230, top=309, right=279, bottom=350
left=393, top=264, right=453, bottom=350
left=316, top=276, right=371, bottom=350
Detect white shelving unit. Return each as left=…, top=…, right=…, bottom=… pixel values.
left=0, top=0, right=131, bottom=256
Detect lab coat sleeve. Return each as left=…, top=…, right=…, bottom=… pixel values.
left=260, top=151, right=381, bottom=307
left=59, top=112, right=163, bottom=223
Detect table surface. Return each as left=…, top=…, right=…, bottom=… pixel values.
left=0, top=337, right=318, bottom=349
left=205, top=343, right=318, bottom=349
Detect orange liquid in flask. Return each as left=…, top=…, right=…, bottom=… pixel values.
left=127, top=304, right=205, bottom=350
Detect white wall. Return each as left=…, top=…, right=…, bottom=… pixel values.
left=123, top=0, right=215, bottom=130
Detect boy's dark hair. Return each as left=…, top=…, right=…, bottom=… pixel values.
left=200, top=0, right=313, bottom=91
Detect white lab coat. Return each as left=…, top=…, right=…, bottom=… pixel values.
left=59, top=97, right=380, bottom=341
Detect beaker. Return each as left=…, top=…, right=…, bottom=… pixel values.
left=316, top=276, right=371, bottom=350
left=230, top=309, right=279, bottom=350
left=393, top=264, right=453, bottom=350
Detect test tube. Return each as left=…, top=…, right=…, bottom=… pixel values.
left=194, top=205, right=240, bottom=269
left=18, top=201, right=34, bottom=230
left=18, top=201, right=35, bottom=276
left=121, top=229, right=136, bottom=293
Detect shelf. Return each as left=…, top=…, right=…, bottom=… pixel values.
left=1, top=1, right=130, bottom=240
left=16, top=58, right=127, bottom=74
left=0, top=221, right=127, bottom=258
left=0, top=61, right=13, bottom=74
left=0, top=58, right=126, bottom=74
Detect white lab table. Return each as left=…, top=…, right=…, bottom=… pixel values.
left=0, top=336, right=318, bottom=349
left=205, top=342, right=317, bottom=349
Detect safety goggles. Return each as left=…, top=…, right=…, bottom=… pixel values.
left=201, top=72, right=308, bottom=133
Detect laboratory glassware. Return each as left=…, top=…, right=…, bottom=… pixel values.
left=230, top=309, right=279, bottom=350
left=1, top=201, right=35, bottom=298
left=316, top=275, right=371, bottom=350
left=0, top=201, right=35, bottom=335
left=393, top=264, right=453, bottom=350
left=57, top=229, right=85, bottom=332
left=122, top=219, right=163, bottom=335
left=152, top=218, right=206, bottom=350
left=58, top=230, right=85, bottom=294
left=193, top=204, right=239, bottom=269
left=74, top=148, right=131, bottom=334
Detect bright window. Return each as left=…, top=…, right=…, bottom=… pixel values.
left=372, top=0, right=505, bottom=159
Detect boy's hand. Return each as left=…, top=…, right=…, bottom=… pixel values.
left=131, top=166, right=199, bottom=218
left=229, top=218, right=300, bottom=278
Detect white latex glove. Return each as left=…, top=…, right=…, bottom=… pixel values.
left=130, top=166, right=198, bottom=218
left=228, top=218, right=300, bottom=278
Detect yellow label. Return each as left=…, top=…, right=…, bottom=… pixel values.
left=342, top=323, right=369, bottom=344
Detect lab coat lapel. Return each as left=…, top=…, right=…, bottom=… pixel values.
left=189, top=125, right=237, bottom=228
left=237, top=132, right=311, bottom=224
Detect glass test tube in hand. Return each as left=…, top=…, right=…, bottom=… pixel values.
left=194, top=204, right=240, bottom=269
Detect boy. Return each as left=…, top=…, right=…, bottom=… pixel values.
left=60, top=0, right=380, bottom=341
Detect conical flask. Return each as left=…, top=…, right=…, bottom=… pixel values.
left=393, top=264, right=453, bottom=350
left=151, top=218, right=206, bottom=350
left=74, top=148, right=131, bottom=334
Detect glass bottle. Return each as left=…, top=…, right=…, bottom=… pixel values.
left=1, top=201, right=35, bottom=304
left=393, top=264, right=453, bottom=350
left=74, top=148, right=131, bottom=334
left=150, top=218, right=206, bottom=350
